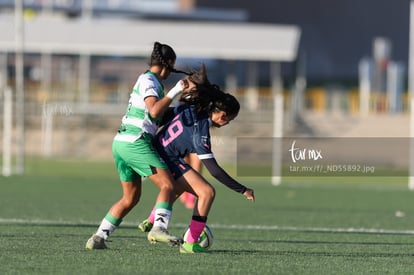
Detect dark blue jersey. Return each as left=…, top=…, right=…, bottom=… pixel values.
left=156, top=105, right=213, bottom=162
left=155, top=105, right=247, bottom=194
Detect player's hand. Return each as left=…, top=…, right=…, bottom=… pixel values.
left=243, top=188, right=255, bottom=202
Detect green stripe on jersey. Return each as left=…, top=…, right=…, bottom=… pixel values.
left=127, top=106, right=146, bottom=120
left=117, top=72, right=165, bottom=138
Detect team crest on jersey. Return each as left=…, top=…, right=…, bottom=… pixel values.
left=201, top=136, right=210, bottom=149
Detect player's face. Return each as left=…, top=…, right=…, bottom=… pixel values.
left=211, top=111, right=236, bottom=128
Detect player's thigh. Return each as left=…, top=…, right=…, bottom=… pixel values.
left=148, top=167, right=175, bottom=190
left=185, top=153, right=202, bottom=173
left=179, top=170, right=214, bottom=196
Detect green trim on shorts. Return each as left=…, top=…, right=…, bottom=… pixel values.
left=156, top=202, right=172, bottom=211
left=105, top=212, right=122, bottom=226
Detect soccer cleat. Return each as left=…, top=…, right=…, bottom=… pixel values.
left=147, top=226, right=183, bottom=246
left=85, top=234, right=107, bottom=250
left=179, top=242, right=209, bottom=254
left=138, top=219, right=153, bottom=233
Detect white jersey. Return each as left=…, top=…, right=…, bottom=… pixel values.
left=114, top=71, right=164, bottom=142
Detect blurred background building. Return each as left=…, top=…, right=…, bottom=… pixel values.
left=0, top=0, right=411, bottom=172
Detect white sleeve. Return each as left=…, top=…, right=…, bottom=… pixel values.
left=138, top=75, right=160, bottom=99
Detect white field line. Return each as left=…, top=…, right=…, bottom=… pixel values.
left=1, top=218, right=414, bottom=235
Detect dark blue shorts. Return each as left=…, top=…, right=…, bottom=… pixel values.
left=164, top=157, right=192, bottom=179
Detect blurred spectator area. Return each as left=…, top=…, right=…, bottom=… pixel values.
left=0, top=55, right=410, bottom=162
left=2, top=53, right=408, bottom=113
left=0, top=1, right=410, bottom=162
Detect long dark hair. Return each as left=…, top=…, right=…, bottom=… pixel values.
left=149, top=41, right=192, bottom=75
left=179, top=64, right=240, bottom=117
left=150, top=42, right=176, bottom=70
left=213, top=93, right=240, bottom=117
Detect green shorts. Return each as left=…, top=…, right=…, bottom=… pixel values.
left=112, top=133, right=167, bottom=182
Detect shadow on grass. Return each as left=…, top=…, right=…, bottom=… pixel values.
left=212, top=249, right=414, bottom=258
left=234, top=238, right=414, bottom=246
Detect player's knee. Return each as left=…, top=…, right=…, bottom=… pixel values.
left=200, top=185, right=215, bottom=202
left=122, top=194, right=140, bottom=209
left=209, top=186, right=216, bottom=200
left=151, top=173, right=175, bottom=192
left=160, top=181, right=175, bottom=193
left=127, top=198, right=140, bottom=209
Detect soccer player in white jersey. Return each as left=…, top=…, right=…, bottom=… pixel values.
left=86, top=42, right=196, bottom=250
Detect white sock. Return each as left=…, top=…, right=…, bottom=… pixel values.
left=153, top=208, right=172, bottom=229
left=96, top=218, right=117, bottom=240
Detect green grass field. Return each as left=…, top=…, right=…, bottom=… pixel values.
left=1, top=158, right=414, bottom=274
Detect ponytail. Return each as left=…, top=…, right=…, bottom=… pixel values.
left=150, top=41, right=194, bottom=76
left=150, top=42, right=176, bottom=70
left=178, top=63, right=239, bottom=117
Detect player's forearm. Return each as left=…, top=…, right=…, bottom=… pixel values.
left=202, top=158, right=247, bottom=194
left=148, top=96, right=173, bottom=119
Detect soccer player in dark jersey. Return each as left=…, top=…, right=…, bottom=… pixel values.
left=138, top=65, right=255, bottom=253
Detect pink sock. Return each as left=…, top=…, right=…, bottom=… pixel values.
left=186, top=220, right=206, bottom=243
left=148, top=207, right=156, bottom=224
left=179, top=192, right=187, bottom=203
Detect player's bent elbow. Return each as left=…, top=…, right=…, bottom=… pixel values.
left=149, top=109, right=162, bottom=120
